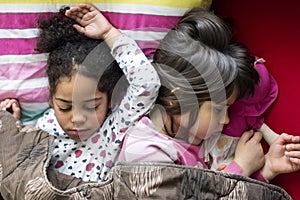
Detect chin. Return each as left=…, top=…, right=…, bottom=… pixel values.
left=67, top=132, right=92, bottom=141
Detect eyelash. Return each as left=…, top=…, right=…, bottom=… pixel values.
left=58, top=105, right=99, bottom=112
left=59, top=107, right=71, bottom=112
left=85, top=105, right=99, bottom=111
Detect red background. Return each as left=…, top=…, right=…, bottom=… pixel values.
left=213, top=0, right=300, bottom=199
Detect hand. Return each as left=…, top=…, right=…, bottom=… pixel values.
left=233, top=130, right=265, bottom=176
left=0, top=98, right=21, bottom=120
left=262, top=133, right=300, bottom=181
left=65, top=4, right=120, bottom=43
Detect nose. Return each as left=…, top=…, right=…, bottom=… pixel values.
left=71, top=111, right=87, bottom=125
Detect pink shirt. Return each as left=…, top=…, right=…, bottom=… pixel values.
left=119, top=58, right=272, bottom=183
left=119, top=116, right=206, bottom=168
left=119, top=116, right=267, bottom=182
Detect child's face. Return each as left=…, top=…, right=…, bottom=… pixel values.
left=50, top=74, right=109, bottom=141
left=176, top=90, right=237, bottom=145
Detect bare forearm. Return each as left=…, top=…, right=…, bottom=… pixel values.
left=258, top=123, right=279, bottom=145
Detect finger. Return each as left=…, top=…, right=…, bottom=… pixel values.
left=239, top=130, right=254, bottom=143
left=74, top=10, right=84, bottom=18
left=291, top=135, right=300, bottom=143
left=1, top=100, right=10, bottom=110
left=79, top=4, right=94, bottom=12
left=285, top=150, right=300, bottom=157
left=251, top=131, right=263, bottom=143
left=12, top=102, right=19, bottom=110
left=82, top=11, right=98, bottom=21
left=5, top=101, right=13, bottom=109
left=73, top=24, right=86, bottom=34
left=12, top=103, right=21, bottom=120
left=289, top=157, right=300, bottom=165
left=277, top=133, right=293, bottom=145
left=66, top=7, right=82, bottom=19
left=65, top=11, right=76, bottom=20
left=286, top=143, right=300, bottom=151
left=78, top=7, right=90, bottom=15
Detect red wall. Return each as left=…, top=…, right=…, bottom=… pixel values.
left=213, top=0, right=300, bottom=199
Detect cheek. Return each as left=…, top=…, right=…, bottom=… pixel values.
left=194, top=113, right=220, bottom=139
left=54, top=112, right=70, bottom=130
left=91, top=106, right=108, bottom=126
left=188, top=117, right=209, bottom=140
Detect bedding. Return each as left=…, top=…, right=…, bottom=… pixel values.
left=0, top=0, right=211, bottom=125
left=0, top=110, right=292, bottom=200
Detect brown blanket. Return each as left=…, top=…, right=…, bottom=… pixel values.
left=0, top=111, right=292, bottom=199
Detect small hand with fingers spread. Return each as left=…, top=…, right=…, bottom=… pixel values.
left=0, top=98, right=21, bottom=120
left=65, top=4, right=121, bottom=46
left=262, top=133, right=300, bottom=181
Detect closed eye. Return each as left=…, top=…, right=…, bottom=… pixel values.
left=58, top=107, right=72, bottom=112
left=84, top=105, right=100, bottom=111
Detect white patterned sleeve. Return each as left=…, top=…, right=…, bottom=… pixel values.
left=111, top=34, right=160, bottom=132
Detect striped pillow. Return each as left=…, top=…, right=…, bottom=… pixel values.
left=0, top=0, right=211, bottom=125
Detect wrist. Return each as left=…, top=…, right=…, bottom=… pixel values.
left=261, top=156, right=278, bottom=181
left=103, top=27, right=121, bottom=48
left=233, top=159, right=251, bottom=176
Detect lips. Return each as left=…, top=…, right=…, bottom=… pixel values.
left=68, top=129, right=90, bottom=140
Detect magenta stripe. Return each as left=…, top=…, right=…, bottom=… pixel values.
left=0, top=38, right=40, bottom=55
left=136, top=40, right=160, bottom=57
left=0, top=87, right=49, bottom=103
left=0, top=62, right=46, bottom=80
left=103, top=12, right=181, bottom=30
left=0, top=12, right=181, bottom=30
left=0, top=38, right=161, bottom=56
left=0, top=13, right=56, bottom=29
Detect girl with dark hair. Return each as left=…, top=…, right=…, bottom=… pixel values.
left=119, top=7, right=300, bottom=182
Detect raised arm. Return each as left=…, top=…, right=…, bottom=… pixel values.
left=66, top=4, right=160, bottom=132
left=258, top=123, right=279, bottom=145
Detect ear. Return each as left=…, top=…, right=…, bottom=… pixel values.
left=48, top=86, right=54, bottom=108
left=48, top=98, right=53, bottom=108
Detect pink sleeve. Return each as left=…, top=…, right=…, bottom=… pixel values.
left=251, top=170, right=269, bottom=183
left=119, top=134, right=176, bottom=163
left=222, top=59, right=278, bottom=137
left=119, top=118, right=178, bottom=164
left=222, top=161, right=244, bottom=175
left=222, top=162, right=269, bottom=183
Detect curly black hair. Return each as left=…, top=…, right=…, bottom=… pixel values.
left=35, top=7, right=126, bottom=104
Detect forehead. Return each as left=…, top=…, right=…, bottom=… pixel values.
left=56, top=74, right=101, bottom=99
left=212, top=88, right=238, bottom=107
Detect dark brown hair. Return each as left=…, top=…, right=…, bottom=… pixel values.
left=153, top=7, right=259, bottom=134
